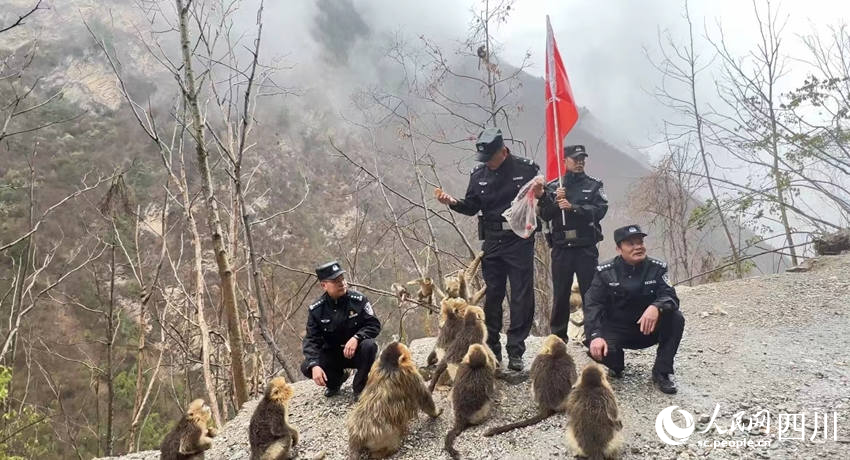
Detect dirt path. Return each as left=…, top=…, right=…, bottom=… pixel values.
left=98, top=255, right=850, bottom=460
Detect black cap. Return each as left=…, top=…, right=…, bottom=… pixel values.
left=315, top=261, right=345, bottom=281
left=565, top=145, right=588, bottom=158
left=475, top=127, right=505, bottom=162
left=613, top=224, right=647, bottom=244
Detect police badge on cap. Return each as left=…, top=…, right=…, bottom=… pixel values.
left=613, top=224, right=648, bottom=244
left=315, top=260, right=346, bottom=281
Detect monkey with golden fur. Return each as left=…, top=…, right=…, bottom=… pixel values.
left=426, top=297, right=469, bottom=367
left=428, top=305, right=487, bottom=392
left=484, top=335, right=577, bottom=436
left=565, top=364, right=623, bottom=460
left=249, top=376, right=299, bottom=460
left=346, top=341, right=442, bottom=459
left=160, top=398, right=218, bottom=460
left=444, top=343, right=497, bottom=460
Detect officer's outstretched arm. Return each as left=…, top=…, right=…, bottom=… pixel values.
left=302, top=314, right=324, bottom=368
left=653, top=268, right=679, bottom=312
left=448, top=179, right=482, bottom=216
left=583, top=274, right=608, bottom=342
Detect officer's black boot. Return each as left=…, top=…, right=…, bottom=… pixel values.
left=507, top=355, right=523, bottom=372
left=324, top=386, right=341, bottom=397
left=652, top=371, right=677, bottom=394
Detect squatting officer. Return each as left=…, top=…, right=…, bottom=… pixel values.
left=435, top=127, right=543, bottom=371
left=583, top=225, right=685, bottom=394
left=538, top=144, right=608, bottom=340
left=300, top=261, right=381, bottom=398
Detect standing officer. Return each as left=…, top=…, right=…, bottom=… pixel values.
left=435, top=127, right=543, bottom=371
left=538, top=144, right=608, bottom=340
left=301, top=261, right=381, bottom=398
left=583, top=225, right=685, bottom=394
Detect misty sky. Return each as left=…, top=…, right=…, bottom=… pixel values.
left=264, top=0, right=850, bottom=149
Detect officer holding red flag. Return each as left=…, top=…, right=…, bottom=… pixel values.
left=538, top=144, right=607, bottom=340
left=436, top=127, right=543, bottom=371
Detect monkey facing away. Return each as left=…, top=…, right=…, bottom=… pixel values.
left=249, top=376, right=299, bottom=460
left=565, top=364, right=623, bottom=460
left=426, top=297, right=469, bottom=367
left=444, top=343, right=497, bottom=460
left=484, top=335, right=577, bottom=436
left=160, top=399, right=218, bottom=460
left=428, top=305, right=487, bottom=392
left=346, top=341, right=442, bottom=459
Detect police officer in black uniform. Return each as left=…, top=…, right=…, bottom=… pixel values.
left=300, top=261, right=381, bottom=398
left=583, top=225, right=685, bottom=394
left=538, top=144, right=608, bottom=339
left=435, top=127, right=543, bottom=371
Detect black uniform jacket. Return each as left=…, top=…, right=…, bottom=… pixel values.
left=450, top=154, right=540, bottom=222
left=583, top=256, right=679, bottom=342
left=302, top=289, right=381, bottom=369
left=538, top=171, right=608, bottom=247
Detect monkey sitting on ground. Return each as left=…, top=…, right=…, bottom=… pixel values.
left=347, top=341, right=442, bottom=459
left=249, top=376, right=299, bottom=460
left=160, top=399, right=218, bottom=460
left=428, top=305, right=487, bottom=392
left=484, top=335, right=577, bottom=436
left=565, top=364, right=624, bottom=460
left=444, top=343, right=497, bottom=460
left=426, top=297, right=469, bottom=367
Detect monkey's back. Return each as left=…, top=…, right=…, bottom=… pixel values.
left=249, top=398, right=289, bottom=457
left=160, top=417, right=202, bottom=460
left=452, top=363, right=494, bottom=425
left=346, top=369, right=422, bottom=447
left=565, top=386, right=622, bottom=456
left=531, top=352, right=577, bottom=412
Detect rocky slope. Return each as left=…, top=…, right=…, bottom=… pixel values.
left=98, top=254, right=850, bottom=460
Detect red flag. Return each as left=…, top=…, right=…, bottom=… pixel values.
left=545, top=16, right=579, bottom=183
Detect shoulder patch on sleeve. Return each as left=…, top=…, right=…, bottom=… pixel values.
left=662, top=272, right=671, bottom=285
left=649, top=257, right=668, bottom=269
left=363, top=301, right=374, bottom=316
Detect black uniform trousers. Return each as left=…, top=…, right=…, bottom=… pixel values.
left=594, top=310, right=685, bottom=376
left=299, top=338, right=377, bottom=394
left=550, top=245, right=598, bottom=339
left=481, top=235, right=535, bottom=359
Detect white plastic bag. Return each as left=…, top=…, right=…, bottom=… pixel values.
left=502, top=175, right=544, bottom=239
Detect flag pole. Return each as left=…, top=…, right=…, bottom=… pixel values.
left=547, top=15, right=567, bottom=226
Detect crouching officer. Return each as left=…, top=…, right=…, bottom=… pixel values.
left=300, top=261, right=380, bottom=398
left=435, top=127, right=543, bottom=371
left=538, top=144, right=608, bottom=339
left=583, top=225, right=685, bottom=394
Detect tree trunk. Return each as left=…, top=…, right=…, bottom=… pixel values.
left=176, top=0, right=249, bottom=407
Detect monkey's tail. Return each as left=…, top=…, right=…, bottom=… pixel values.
left=483, top=409, right=555, bottom=437
left=444, top=421, right=469, bottom=460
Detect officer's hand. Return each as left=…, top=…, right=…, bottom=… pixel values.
left=557, top=198, right=572, bottom=210
left=344, top=336, right=359, bottom=359
left=434, top=188, right=457, bottom=206
left=589, top=338, right=608, bottom=361
left=555, top=187, right=566, bottom=200
left=531, top=177, right=544, bottom=198
left=311, top=366, right=327, bottom=387
left=637, top=305, right=660, bottom=335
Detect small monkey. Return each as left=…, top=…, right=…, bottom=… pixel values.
left=565, top=364, right=623, bottom=460
left=444, top=344, right=497, bottom=459
left=346, top=342, right=441, bottom=459
left=160, top=399, right=218, bottom=460
left=484, top=335, right=577, bottom=436
left=428, top=305, right=487, bottom=392
left=249, top=376, right=299, bottom=460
